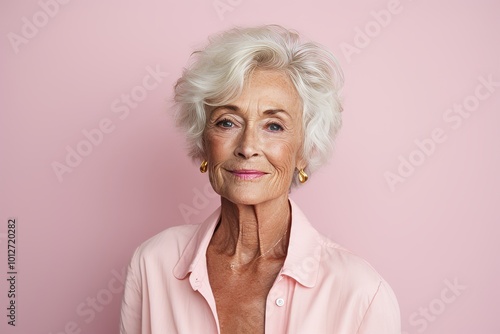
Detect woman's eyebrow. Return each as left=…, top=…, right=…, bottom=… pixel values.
left=263, top=109, right=290, bottom=117
left=212, top=105, right=239, bottom=112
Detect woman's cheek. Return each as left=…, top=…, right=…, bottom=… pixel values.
left=266, top=141, right=298, bottom=169
left=205, top=133, right=234, bottom=160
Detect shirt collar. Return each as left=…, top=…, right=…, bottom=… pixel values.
left=172, top=198, right=321, bottom=288
left=281, top=198, right=322, bottom=288
left=172, top=207, right=220, bottom=286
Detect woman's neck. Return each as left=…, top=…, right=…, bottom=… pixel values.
left=210, top=195, right=291, bottom=266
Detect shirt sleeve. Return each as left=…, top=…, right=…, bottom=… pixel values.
left=120, top=247, right=143, bottom=334
left=356, top=280, right=401, bottom=334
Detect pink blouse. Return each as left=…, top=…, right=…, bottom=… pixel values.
left=120, top=199, right=401, bottom=333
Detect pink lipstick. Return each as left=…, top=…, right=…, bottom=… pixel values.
left=230, top=169, right=266, bottom=180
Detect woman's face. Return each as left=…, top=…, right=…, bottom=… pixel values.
left=203, top=69, right=306, bottom=205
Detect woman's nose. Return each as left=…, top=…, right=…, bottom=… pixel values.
left=234, top=125, right=261, bottom=159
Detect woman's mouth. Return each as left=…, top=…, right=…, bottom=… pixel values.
left=229, top=169, right=267, bottom=180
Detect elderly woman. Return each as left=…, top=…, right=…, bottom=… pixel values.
left=120, top=25, right=400, bottom=333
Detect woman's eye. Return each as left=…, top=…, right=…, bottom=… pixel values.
left=268, top=123, right=283, bottom=131
left=217, top=119, right=234, bottom=128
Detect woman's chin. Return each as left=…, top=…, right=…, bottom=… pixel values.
left=222, top=194, right=267, bottom=206
left=220, top=191, right=287, bottom=207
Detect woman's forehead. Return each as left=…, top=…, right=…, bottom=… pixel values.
left=231, top=70, right=301, bottom=112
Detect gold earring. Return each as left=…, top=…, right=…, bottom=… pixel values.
left=200, top=160, right=208, bottom=173
left=298, top=169, right=308, bottom=183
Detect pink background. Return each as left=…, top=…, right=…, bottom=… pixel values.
left=1, top=0, right=499, bottom=333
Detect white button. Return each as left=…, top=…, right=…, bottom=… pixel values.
left=276, top=298, right=285, bottom=307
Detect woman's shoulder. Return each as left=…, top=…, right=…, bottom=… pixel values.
left=131, top=224, right=200, bottom=261
left=289, top=200, right=390, bottom=288
left=315, top=235, right=401, bottom=330
left=316, top=233, right=389, bottom=287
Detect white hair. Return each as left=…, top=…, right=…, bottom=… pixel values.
left=174, top=24, right=344, bottom=186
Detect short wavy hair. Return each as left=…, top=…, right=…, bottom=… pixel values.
left=174, top=24, right=344, bottom=186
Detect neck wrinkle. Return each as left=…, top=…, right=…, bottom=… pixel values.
left=210, top=195, right=291, bottom=263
